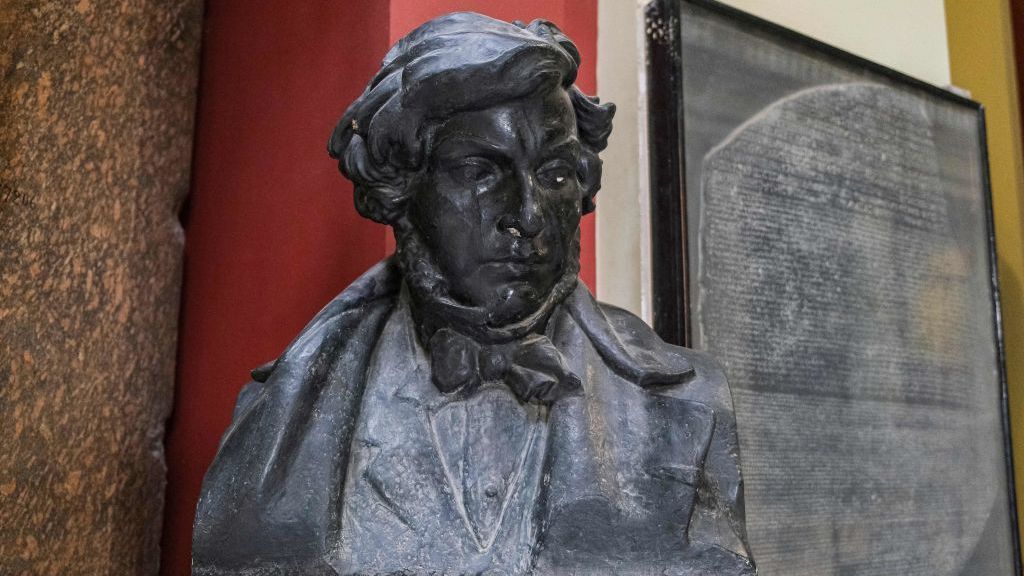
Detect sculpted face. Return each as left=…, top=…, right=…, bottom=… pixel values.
left=407, top=88, right=583, bottom=324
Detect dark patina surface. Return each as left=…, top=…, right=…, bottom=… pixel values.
left=192, top=12, right=754, bottom=575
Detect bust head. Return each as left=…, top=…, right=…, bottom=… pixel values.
left=328, top=13, right=615, bottom=330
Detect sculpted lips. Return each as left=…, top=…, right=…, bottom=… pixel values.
left=482, top=258, right=544, bottom=278
left=485, top=246, right=553, bottom=278
left=495, top=260, right=538, bottom=277
left=487, top=237, right=551, bottom=270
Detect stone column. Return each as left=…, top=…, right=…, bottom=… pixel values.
left=0, top=1, right=202, bottom=573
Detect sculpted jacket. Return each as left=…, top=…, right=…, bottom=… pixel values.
left=192, top=258, right=754, bottom=575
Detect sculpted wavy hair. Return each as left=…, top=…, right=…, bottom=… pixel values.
left=327, top=12, right=616, bottom=226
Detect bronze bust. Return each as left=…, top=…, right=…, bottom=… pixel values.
left=193, top=13, right=754, bottom=575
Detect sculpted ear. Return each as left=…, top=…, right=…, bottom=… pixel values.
left=353, top=183, right=410, bottom=225
left=578, top=149, right=602, bottom=215
left=331, top=126, right=411, bottom=225
left=569, top=88, right=615, bottom=216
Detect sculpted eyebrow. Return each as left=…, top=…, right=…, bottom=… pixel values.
left=542, top=139, right=581, bottom=158
left=433, top=134, right=511, bottom=157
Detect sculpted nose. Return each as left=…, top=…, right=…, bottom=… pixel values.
left=499, top=171, right=544, bottom=238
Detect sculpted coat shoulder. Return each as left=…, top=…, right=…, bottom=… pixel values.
left=193, top=259, right=753, bottom=575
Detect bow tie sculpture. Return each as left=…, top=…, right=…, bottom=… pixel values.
left=428, top=327, right=582, bottom=405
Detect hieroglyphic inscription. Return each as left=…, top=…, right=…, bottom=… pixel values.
left=697, top=84, right=1014, bottom=576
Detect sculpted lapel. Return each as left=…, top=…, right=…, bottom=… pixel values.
left=536, top=325, right=716, bottom=570
left=341, top=299, right=457, bottom=572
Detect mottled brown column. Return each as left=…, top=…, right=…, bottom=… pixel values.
left=0, top=1, right=202, bottom=574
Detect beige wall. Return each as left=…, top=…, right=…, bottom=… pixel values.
left=595, top=0, right=650, bottom=317
left=722, top=0, right=950, bottom=86
left=596, top=0, right=952, bottom=317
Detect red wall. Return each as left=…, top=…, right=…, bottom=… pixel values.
left=160, top=2, right=598, bottom=574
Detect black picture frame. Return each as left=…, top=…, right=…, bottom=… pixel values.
left=643, top=0, right=1021, bottom=574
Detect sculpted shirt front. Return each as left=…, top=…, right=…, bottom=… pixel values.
left=192, top=259, right=754, bottom=575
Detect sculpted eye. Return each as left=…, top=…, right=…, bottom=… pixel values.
left=450, top=158, right=498, bottom=187
left=537, top=160, right=576, bottom=189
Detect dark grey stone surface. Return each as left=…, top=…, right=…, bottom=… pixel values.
left=192, top=12, right=754, bottom=575
left=682, top=4, right=1015, bottom=575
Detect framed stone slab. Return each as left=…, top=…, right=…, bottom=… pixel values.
left=643, top=1, right=1021, bottom=574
